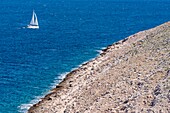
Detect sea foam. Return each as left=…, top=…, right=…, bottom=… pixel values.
left=18, top=72, right=68, bottom=113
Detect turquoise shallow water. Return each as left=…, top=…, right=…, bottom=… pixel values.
left=0, top=0, right=170, bottom=113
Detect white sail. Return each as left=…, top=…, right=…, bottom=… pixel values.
left=27, top=10, right=39, bottom=29
left=30, top=11, right=35, bottom=25
left=34, top=12, right=38, bottom=26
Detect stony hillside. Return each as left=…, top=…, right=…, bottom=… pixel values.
left=28, top=22, right=170, bottom=113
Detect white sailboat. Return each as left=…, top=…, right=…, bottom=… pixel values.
left=27, top=10, right=39, bottom=29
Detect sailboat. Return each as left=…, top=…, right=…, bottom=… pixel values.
left=27, top=10, right=39, bottom=29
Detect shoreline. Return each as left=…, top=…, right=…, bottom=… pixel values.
left=28, top=22, right=170, bottom=113
left=19, top=48, right=105, bottom=113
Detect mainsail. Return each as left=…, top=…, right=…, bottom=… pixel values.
left=34, top=12, right=38, bottom=26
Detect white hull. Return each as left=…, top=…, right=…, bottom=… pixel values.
left=27, top=25, right=39, bottom=29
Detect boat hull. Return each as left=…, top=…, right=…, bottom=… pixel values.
left=27, top=25, right=39, bottom=29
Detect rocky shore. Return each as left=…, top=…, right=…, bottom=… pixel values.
left=28, top=22, right=170, bottom=113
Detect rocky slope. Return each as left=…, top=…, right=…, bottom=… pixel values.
left=28, top=22, right=170, bottom=113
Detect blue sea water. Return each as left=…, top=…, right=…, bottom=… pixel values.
left=0, top=0, right=170, bottom=112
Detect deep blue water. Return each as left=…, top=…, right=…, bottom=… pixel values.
left=0, top=0, right=170, bottom=112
